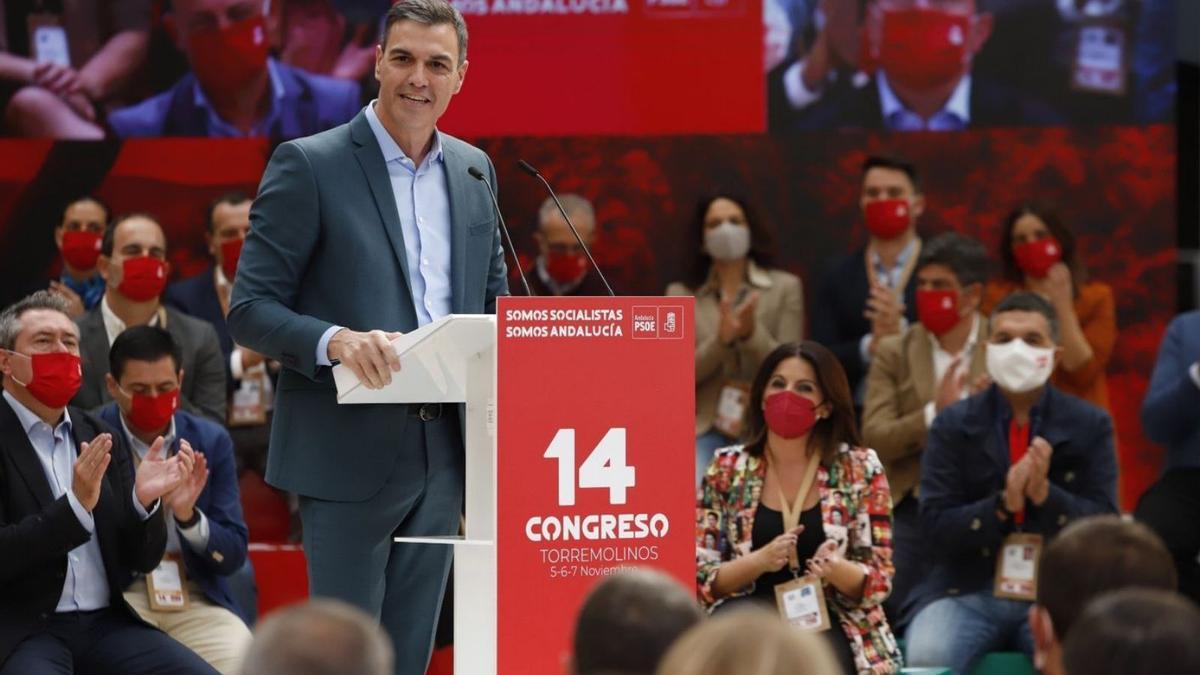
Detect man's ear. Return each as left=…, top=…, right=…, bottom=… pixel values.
left=969, top=12, right=995, bottom=56
left=1029, top=605, right=1057, bottom=671
left=54, top=226, right=65, bottom=250
left=105, top=372, right=119, bottom=402
left=910, top=192, right=926, bottom=220
left=98, top=255, right=113, bottom=283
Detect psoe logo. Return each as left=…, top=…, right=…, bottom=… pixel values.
left=631, top=306, right=658, bottom=339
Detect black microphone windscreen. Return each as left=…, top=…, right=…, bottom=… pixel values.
left=467, top=166, right=485, bottom=180
left=516, top=160, right=539, bottom=176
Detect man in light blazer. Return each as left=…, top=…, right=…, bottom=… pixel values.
left=863, top=233, right=991, bottom=634
left=226, top=3, right=507, bottom=674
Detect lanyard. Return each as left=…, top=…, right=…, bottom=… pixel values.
left=767, top=448, right=821, bottom=574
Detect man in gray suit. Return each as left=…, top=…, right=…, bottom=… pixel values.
left=73, top=213, right=227, bottom=423
left=227, top=2, right=507, bottom=673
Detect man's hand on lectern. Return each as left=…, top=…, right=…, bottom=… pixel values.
left=329, top=328, right=403, bottom=389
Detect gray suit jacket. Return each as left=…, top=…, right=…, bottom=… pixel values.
left=227, top=110, right=508, bottom=502
left=73, top=304, right=228, bottom=423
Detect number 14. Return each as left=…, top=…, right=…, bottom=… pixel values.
left=543, top=428, right=636, bottom=506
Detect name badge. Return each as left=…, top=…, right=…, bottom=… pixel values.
left=229, top=370, right=268, bottom=427
left=775, top=575, right=831, bottom=632
left=713, top=381, right=750, bottom=439
left=27, top=14, right=71, bottom=66
left=1072, top=23, right=1127, bottom=95
left=994, top=533, right=1043, bottom=601
left=147, top=554, right=190, bottom=612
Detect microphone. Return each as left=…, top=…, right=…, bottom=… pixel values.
left=516, top=159, right=614, bottom=296
left=467, top=166, right=533, bottom=296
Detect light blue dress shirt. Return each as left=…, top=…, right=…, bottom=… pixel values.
left=118, top=415, right=209, bottom=555
left=192, top=58, right=287, bottom=138
left=877, top=71, right=971, bottom=132
left=2, top=392, right=156, bottom=612
left=316, top=101, right=455, bottom=366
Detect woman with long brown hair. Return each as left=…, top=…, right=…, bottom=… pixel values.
left=695, top=341, right=901, bottom=674
left=982, top=204, right=1116, bottom=413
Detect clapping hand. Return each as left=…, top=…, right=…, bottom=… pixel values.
left=806, top=539, right=844, bottom=580
left=755, top=526, right=805, bottom=573
left=163, top=440, right=209, bottom=522
left=134, top=437, right=193, bottom=510
left=73, top=433, right=113, bottom=512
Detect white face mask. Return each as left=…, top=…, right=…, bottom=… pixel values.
left=986, top=339, right=1055, bottom=394
left=704, top=222, right=751, bottom=262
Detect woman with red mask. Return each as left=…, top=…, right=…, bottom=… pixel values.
left=695, top=341, right=901, bottom=675
left=981, top=205, right=1116, bottom=413
left=667, top=194, right=803, bottom=488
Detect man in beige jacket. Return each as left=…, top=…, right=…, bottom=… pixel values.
left=863, top=232, right=991, bottom=633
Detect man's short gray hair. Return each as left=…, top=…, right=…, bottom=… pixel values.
left=383, top=0, right=469, bottom=65
left=240, top=599, right=394, bottom=675
left=0, top=291, right=70, bottom=351
left=539, top=194, right=595, bottom=229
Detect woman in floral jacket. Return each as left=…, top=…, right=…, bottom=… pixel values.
left=696, top=341, right=902, bottom=674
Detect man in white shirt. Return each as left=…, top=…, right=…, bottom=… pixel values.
left=71, top=213, right=227, bottom=422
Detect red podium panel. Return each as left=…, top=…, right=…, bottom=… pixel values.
left=496, top=296, right=695, bottom=673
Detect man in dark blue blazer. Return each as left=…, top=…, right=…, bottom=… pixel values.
left=906, top=293, right=1118, bottom=674
left=812, top=155, right=922, bottom=404
left=771, top=0, right=1062, bottom=132
left=166, top=193, right=276, bottom=476
left=107, top=0, right=359, bottom=141
left=98, top=326, right=251, bottom=673
left=1135, top=310, right=1200, bottom=604
left=227, top=3, right=508, bottom=673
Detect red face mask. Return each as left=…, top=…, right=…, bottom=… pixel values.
left=763, top=390, right=818, bottom=439
left=864, top=198, right=910, bottom=240
left=880, top=9, right=971, bottom=91
left=1013, top=238, right=1062, bottom=279
left=188, top=16, right=269, bottom=97
left=545, top=250, right=588, bottom=286
left=917, top=289, right=961, bottom=336
left=125, top=388, right=179, bottom=434
left=220, top=238, right=244, bottom=280
left=118, top=257, right=168, bottom=302
left=61, top=230, right=102, bottom=270
left=9, top=351, right=82, bottom=409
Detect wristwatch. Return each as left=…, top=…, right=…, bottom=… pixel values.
left=176, top=510, right=201, bottom=529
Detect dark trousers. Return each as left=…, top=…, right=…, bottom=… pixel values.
left=1135, top=468, right=1200, bottom=604
left=299, top=410, right=463, bottom=675
left=883, top=493, right=928, bottom=634
left=0, top=608, right=218, bottom=675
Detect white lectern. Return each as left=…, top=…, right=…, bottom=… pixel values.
left=334, top=314, right=498, bottom=675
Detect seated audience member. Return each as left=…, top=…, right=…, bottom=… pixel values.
left=862, top=232, right=991, bottom=633
left=72, top=213, right=227, bottom=422
left=696, top=341, right=901, bottom=674
left=571, top=568, right=702, bottom=675
left=982, top=205, right=1116, bottom=415
left=1062, top=589, right=1200, bottom=675
left=527, top=194, right=610, bottom=297
left=0, top=291, right=215, bottom=674
left=49, top=197, right=110, bottom=317
left=666, top=195, right=803, bottom=485
left=239, top=599, right=393, bottom=675
left=906, top=292, right=1119, bottom=674
left=165, top=193, right=275, bottom=474
left=812, top=155, right=922, bottom=409
left=1135, top=309, right=1200, bottom=604
left=1, top=1, right=149, bottom=138
left=107, top=0, right=360, bottom=139
left=98, top=326, right=252, bottom=674
left=1030, top=515, right=1178, bottom=675
left=656, top=608, right=840, bottom=675
left=782, top=0, right=1061, bottom=131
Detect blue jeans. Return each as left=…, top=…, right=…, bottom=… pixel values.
left=905, top=591, right=1034, bottom=675
left=695, top=429, right=731, bottom=487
